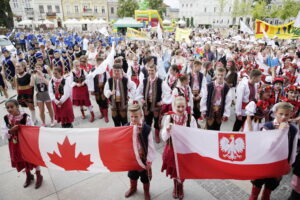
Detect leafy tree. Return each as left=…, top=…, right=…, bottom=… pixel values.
left=191, top=17, right=194, bottom=27
left=219, top=0, right=227, bottom=14
left=0, top=0, right=14, bottom=29
left=117, top=0, right=139, bottom=18
left=186, top=18, right=190, bottom=27
left=251, top=0, right=268, bottom=20
left=240, top=0, right=252, bottom=16
left=278, top=0, right=300, bottom=21
left=148, top=0, right=166, bottom=18
left=139, top=0, right=149, bottom=10
left=232, top=0, right=240, bottom=17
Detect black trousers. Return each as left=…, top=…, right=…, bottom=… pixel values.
left=111, top=103, right=127, bottom=127
left=144, top=103, right=160, bottom=130
left=251, top=178, right=281, bottom=190
left=128, top=170, right=149, bottom=183
left=206, top=109, right=222, bottom=131
left=193, top=99, right=201, bottom=120
left=232, top=116, right=247, bottom=131
left=95, top=93, right=108, bottom=109
left=62, top=123, right=73, bottom=128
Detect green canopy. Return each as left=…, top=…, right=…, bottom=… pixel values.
left=113, top=18, right=143, bottom=28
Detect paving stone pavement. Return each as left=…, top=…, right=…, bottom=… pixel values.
left=0, top=89, right=295, bottom=200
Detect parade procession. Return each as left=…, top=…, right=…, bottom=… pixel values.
left=1, top=0, right=300, bottom=199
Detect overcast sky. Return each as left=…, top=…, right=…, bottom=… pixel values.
left=163, top=0, right=180, bottom=8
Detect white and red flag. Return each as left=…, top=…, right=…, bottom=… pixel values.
left=18, top=126, right=145, bottom=172
left=171, top=125, right=295, bottom=180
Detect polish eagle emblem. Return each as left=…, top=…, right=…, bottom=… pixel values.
left=218, top=133, right=246, bottom=161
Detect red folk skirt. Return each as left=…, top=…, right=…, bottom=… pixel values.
left=161, top=143, right=178, bottom=179
left=8, top=139, right=35, bottom=172
left=53, top=98, right=74, bottom=124
left=72, top=85, right=91, bottom=106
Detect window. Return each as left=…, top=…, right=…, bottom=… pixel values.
left=66, top=5, right=70, bottom=14
left=111, top=7, right=114, bottom=14
left=47, top=5, right=52, bottom=13
left=13, top=0, right=18, bottom=8
left=204, top=7, right=206, bottom=12
left=182, top=4, right=184, bottom=7
left=275, top=20, right=278, bottom=25
left=55, top=5, right=60, bottom=13
left=214, top=7, right=216, bottom=12
left=102, top=6, right=105, bottom=14
left=39, top=5, right=44, bottom=13
left=229, top=7, right=231, bottom=12
left=75, top=5, right=79, bottom=13
left=190, top=3, right=192, bottom=7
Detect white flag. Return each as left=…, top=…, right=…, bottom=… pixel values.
left=240, top=20, right=254, bottom=34
left=295, top=11, right=300, bottom=28
left=99, top=27, right=109, bottom=37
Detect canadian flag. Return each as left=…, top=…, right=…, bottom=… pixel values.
left=18, top=126, right=145, bottom=172
left=171, top=125, right=296, bottom=180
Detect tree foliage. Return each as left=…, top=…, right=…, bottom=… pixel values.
left=117, top=0, right=139, bottom=18
left=148, top=0, right=166, bottom=18
left=232, top=0, right=240, bottom=17
left=219, top=0, right=227, bottom=14
left=251, top=0, right=268, bottom=20
left=278, top=0, right=300, bottom=20
left=0, top=0, right=14, bottom=29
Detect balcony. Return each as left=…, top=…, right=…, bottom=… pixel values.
left=46, top=12, right=57, bottom=19
left=82, top=8, right=93, bottom=17
left=24, top=8, right=34, bottom=16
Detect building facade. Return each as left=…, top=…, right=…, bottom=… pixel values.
left=179, top=0, right=253, bottom=27
left=10, top=0, right=34, bottom=21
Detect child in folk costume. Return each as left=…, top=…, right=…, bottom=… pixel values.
left=127, top=56, right=144, bottom=87
left=243, top=85, right=272, bottom=132
left=284, top=63, right=298, bottom=85
left=137, top=64, right=163, bottom=143
left=35, top=53, right=51, bottom=75
left=125, top=103, right=156, bottom=200
left=233, top=69, right=262, bottom=131
left=15, top=62, right=37, bottom=123
left=104, top=63, right=137, bottom=127
left=188, top=60, right=207, bottom=123
left=61, top=50, right=72, bottom=74
left=270, top=77, right=284, bottom=105
left=1, top=99, right=43, bottom=189
left=161, top=96, right=197, bottom=200
left=79, top=55, right=93, bottom=73
left=52, top=50, right=64, bottom=74
left=249, top=102, right=298, bottom=200
left=30, top=64, right=54, bottom=127
left=161, top=64, right=180, bottom=115
left=200, top=67, right=232, bottom=130
left=225, top=59, right=238, bottom=103
left=91, top=57, right=109, bottom=122
left=280, top=85, right=300, bottom=123
left=25, top=47, right=37, bottom=71
left=2, top=48, right=16, bottom=88
left=172, top=74, right=193, bottom=115
left=49, top=67, right=74, bottom=128
left=71, top=60, right=95, bottom=122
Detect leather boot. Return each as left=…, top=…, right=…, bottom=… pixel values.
left=143, top=183, right=151, bottom=200
left=103, top=109, right=109, bottom=123
left=81, top=109, right=86, bottom=119
left=23, top=171, right=34, bottom=188
left=289, top=190, right=300, bottom=200
left=248, top=185, right=262, bottom=200
left=178, top=182, right=184, bottom=200
left=89, top=111, right=95, bottom=123
left=173, top=179, right=178, bottom=199
left=35, top=170, right=43, bottom=189
left=125, top=179, right=137, bottom=198
left=155, top=129, right=160, bottom=143
left=261, top=187, right=272, bottom=200
left=99, top=107, right=104, bottom=119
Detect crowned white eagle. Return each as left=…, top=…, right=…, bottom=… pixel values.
left=220, top=136, right=245, bottom=161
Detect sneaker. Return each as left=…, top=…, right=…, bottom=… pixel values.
left=41, top=123, right=46, bottom=127
left=50, top=121, right=55, bottom=127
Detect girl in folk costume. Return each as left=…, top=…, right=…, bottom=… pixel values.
left=283, top=63, right=298, bottom=85
left=225, top=59, right=238, bottom=103
left=79, top=55, right=93, bottom=73
left=15, top=62, right=37, bottom=124
left=274, top=55, right=293, bottom=76
left=71, top=60, right=95, bottom=122
left=280, top=85, right=300, bottom=123
left=243, top=85, right=272, bottom=132
left=161, top=96, right=197, bottom=200
left=30, top=64, right=54, bottom=127
left=1, top=99, right=43, bottom=189
left=161, top=64, right=180, bottom=115
left=249, top=102, right=298, bottom=200
left=172, top=74, right=193, bottom=115
left=35, top=53, right=51, bottom=75
left=86, top=44, right=98, bottom=69
left=2, top=48, right=16, bottom=88
left=269, top=77, right=284, bottom=105
left=171, top=49, right=187, bottom=73
left=201, top=61, right=214, bottom=83
left=127, top=56, right=144, bottom=87
left=52, top=50, right=64, bottom=74
left=91, top=57, right=109, bottom=123
left=61, top=50, right=72, bottom=74
left=48, top=67, right=74, bottom=128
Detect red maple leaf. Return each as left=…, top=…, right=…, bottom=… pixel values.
left=47, top=136, right=93, bottom=171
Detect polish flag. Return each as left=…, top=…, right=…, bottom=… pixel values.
left=18, top=126, right=145, bottom=172
left=171, top=125, right=296, bottom=180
